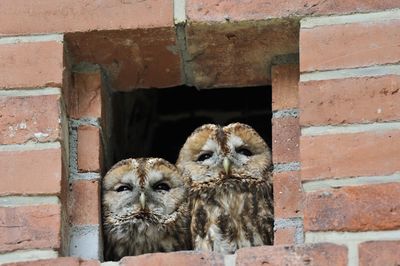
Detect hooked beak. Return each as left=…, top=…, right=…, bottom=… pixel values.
left=139, top=192, right=145, bottom=209
left=223, top=157, right=231, bottom=175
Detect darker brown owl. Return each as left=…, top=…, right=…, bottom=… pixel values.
left=102, top=158, right=191, bottom=261
left=176, top=123, right=273, bottom=254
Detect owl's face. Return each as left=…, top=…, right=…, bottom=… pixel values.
left=177, top=123, right=271, bottom=182
left=103, top=158, right=188, bottom=226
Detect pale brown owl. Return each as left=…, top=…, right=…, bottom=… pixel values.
left=102, top=158, right=191, bottom=261
left=176, top=123, right=273, bottom=254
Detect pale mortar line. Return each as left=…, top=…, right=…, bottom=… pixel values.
left=0, top=87, right=61, bottom=97
left=0, top=249, right=58, bottom=264
left=0, top=34, right=63, bottom=45
left=302, top=121, right=400, bottom=136
left=69, top=118, right=101, bottom=128
left=0, top=196, right=60, bottom=207
left=272, top=108, right=299, bottom=119
left=174, top=0, right=186, bottom=25
left=303, top=172, right=400, bottom=192
left=273, top=162, right=301, bottom=173
left=301, top=8, right=400, bottom=29
left=274, top=217, right=303, bottom=229
left=300, top=64, right=400, bottom=82
left=0, top=142, right=60, bottom=152
left=101, top=262, right=119, bottom=266
left=224, top=253, right=237, bottom=266
left=347, top=243, right=358, bottom=266
left=71, top=172, right=101, bottom=181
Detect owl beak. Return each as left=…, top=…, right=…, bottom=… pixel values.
left=139, top=192, right=145, bottom=209
left=223, top=157, right=231, bottom=175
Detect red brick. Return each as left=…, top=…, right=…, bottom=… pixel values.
left=0, top=146, right=61, bottom=195
left=0, top=204, right=60, bottom=253
left=0, top=94, right=60, bottom=144
left=272, top=64, right=299, bottom=111
left=185, top=21, right=298, bottom=88
left=274, top=227, right=296, bottom=245
left=301, top=130, right=400, bottom=181
left=121, top=251, right=224, bottom=266
left=0, top=42, right=63, bottom=89
left=68, top=72, right=102, bottom=119
left=274, top=171, right=303, bottom=218
left=4, top=258, right=81, bottom=266
left=300, top=75, right=400, bottom=126
left=301, top=20, right=400, bottom=72
left=272, top=117, right=300, bottom=163
left=70, top=180, right=100, bottom=225
left=79, top=260, right=101, bottom=266
left=187, top=0, right=400, bottom=22
left=0, top=0, right=172, bottom=36
left=359, top=241, right=400, bottom=266
left=236, top=243, right=347, bottom=266
left=66, top=28, right=181, bottom=91
left=304, top=183, right=400, bottom=232
left=77, top=126, right=100, bottom=172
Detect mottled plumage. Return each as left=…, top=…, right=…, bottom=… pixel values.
left=176, top=123, right=273, bottom=254
left=102, top=158, right=191, bottom=261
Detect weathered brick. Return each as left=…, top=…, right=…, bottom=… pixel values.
left=4, top=258, right=83, bottom=266
left=187, top=0, right=400, bottom=22
left=0, top=204, right=60, bottom=253
left=304, top=183, right=400, bottom=232
left=359, top=241, right=400, bottom=266
left=301, top=130, right=400, bottom=180
left=0, top=94, right=60, bottom=144
left=0, top=0, right=172, bottom=36
left=66, top=28, right=181, bottom=91
left=301, top=20, right=400, bottom=72
left=272, top=64, right=299, bottom=111
left=272, top=117, right=300, bottom=163
left=300, top=76, right=400, bottom=126
left=77, top=126, right=100, bottom=172
left=68, top=72, right=102, bottom=119
left=185, top=21, right=298, bottom=88
left=121, top=251, right=224, bottom=266
left=274, top=227, right=296, bottom=245
left=0, top=146, right=61, bottom=195
left=274, top=171, right=303, bottom=218
left=0, top=42, right=63, bottom=89
left=70, top=180, right=100, bottom=225
left=79, top=260, right=101, bottom=266
left=236, top=243, right=347, bottom=266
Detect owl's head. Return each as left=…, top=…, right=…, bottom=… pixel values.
left=102, top=158, right=188, bottom=226
left=176, top=123, right=271, bottom=182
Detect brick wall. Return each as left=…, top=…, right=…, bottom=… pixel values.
left=1, top=1, right=399, bottom=265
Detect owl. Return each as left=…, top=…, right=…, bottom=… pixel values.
left=176, top=123, right=273, bottom=254
left=102, top=157, right=191, bottom=261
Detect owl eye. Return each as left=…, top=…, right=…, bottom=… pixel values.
left=236, top=147, right=253, bottom=156
left=116, top=184, right=132, bottom=192
left=197, top=152, right=213, bottom=162
left=153, top=182, right=171, bottom=192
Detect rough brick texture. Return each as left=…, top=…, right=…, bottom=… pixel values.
left=0, top=42, right=63, bottom=89
left=0, top=146, right=61, bottom=195
left=0, top=0, right=172, bottom=36
left=69, top=72, right=102, bottom=119
left=236, top=243, right=347, bottom=266
left=304, top=183, right=400, bottom=232
left=301, top=130, right=400, bottom=180
left=272, top=64, right=299, bottom=111
left=359, top=241, right=400, bottom=266
left=274, top=227, right=297, bottom=245
left=0, top=94, right=60, bottom=144
left=300, top=75, right=400, bottom=126
left=274, top=171, right=303, bottom=218
left=187, top=0, right=400, bottom=22
left=70, top=180, right=100, bottom=225
left=121, top=251, right=224, bottom=266
left=77, top=125, right=100, bottom=172
left=272, top=117, right=300, bottom=163
left=0, top=204, right=60, bottom=253
left=4, top=258, right=99, bottom=266
left=301, top=20, right=400, bottom=72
